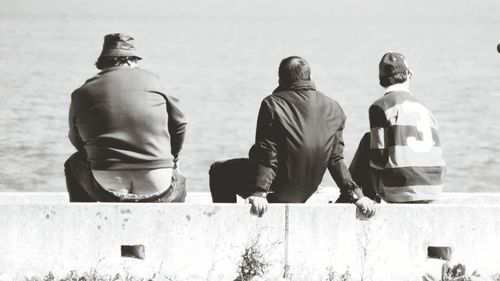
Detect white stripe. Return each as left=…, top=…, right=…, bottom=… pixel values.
left=386, top=146, right=445, bottom=168
left=383, top=101, right=438, bottom=129
left=381, top=184, right=443, bottom=203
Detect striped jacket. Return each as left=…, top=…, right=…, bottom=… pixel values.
left=369, top=89, right=445, bottom=202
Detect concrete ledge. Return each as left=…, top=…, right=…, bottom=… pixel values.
left=2, top=189, right=500, bottom=205
left=0, top=192, right=214, bottom=204
left=1, top=202, right=500, bottom=280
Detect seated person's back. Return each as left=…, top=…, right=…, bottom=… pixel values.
left=65, top=33, right=186, bottom=202
left=210, top=56, right=376, bottom=217
left=249, top=80, right=347, bottom=202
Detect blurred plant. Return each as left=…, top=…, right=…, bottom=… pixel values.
left=23, top=269, right=176, bottom=281
left=236, top=235, right=270, bottom=281
left=325, top=266, right=352, bottom=281
left=442, top=263, right=481, bottom=281
left=491, top=273, right=500, bottom=281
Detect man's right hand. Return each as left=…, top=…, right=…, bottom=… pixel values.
left=247, top=196, right=268, bottom=217
left=354, top=197, right=376, bottom=220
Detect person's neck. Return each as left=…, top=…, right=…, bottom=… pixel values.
left=103, top=63, right=138, bottom=71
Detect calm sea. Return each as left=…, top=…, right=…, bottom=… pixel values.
left=1, top=0, right=499, bottom=193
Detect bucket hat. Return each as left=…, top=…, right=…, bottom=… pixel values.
left=98, top=33, right=141, bottom=59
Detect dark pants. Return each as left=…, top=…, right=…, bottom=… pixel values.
left=209, top=158, right=256, bottom=203
left=209, top=158, right=285, bottom=203
left=64, top=151, right=185, bottom=202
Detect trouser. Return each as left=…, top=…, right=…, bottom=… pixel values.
left=64, top=151, right=186, bottom=202
left=209, top=158, right=283, bottom=203
left=209, top=158, right=255, bottom=203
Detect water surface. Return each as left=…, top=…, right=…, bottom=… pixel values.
left=1, top=0, right=499, bottom=192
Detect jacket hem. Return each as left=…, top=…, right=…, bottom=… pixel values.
left=90, top=159, right=174, bottom=170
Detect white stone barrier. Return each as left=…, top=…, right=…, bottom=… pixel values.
left=2, top=190, right=500, bottom=204
left=1, top=198, right=500, bottom=280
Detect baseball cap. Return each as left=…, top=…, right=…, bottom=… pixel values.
left=379, top=52, right=410, bottom=77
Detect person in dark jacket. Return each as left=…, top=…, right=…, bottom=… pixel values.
left=64, top=33, right=187, bottom=202
left=209, top=56, right=376, bottom=217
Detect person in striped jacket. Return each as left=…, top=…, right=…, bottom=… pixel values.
left=341, top=52, right=445, bottom=203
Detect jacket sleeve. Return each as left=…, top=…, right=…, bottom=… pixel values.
left=165, top=95, right=187, bottom=159
left=368, top=104, right=388, bottom=170
left=248, top=99, right=278, bottom=196
left=327, top=128, right=359, bottom=196
left=68, top=96, right=84, bottom=151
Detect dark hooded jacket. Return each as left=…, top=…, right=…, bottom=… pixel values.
left=249, top=80, right=357, bottom=202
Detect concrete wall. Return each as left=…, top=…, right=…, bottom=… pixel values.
left=0, top=192, right=216, bottom=204
left=1, top=196, right=500, bottom=280
left=3, top=189, right=500, bottom=204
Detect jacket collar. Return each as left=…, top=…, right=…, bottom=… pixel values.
left=98, top=65, right=138, bottom=75
left=384, top=83, right=411, bottom=95
left=273, top=80, right=316, bottom=93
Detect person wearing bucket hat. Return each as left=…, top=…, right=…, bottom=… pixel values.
left=338, top=52, right=446, bottom=204
left=64, top=33, right=187, bottom=203
left=94, top=33, right=142, bottom=69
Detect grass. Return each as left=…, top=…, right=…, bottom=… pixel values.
left=19, top=260, right=500, bottom=281
left=23, top=269, right=176, bottom=281
left=325, top=266, right=352, bottom=281
left=442, top=263, right=481, bottom=281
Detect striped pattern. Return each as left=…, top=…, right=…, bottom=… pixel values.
left=369, top=91, right=445, bottom=202
left=387, top=126, right=441, bottom=147
left=386, top=146, right=445, bottom=168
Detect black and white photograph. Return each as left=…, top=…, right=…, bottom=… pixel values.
left=0, top=0, right=499, bottom=280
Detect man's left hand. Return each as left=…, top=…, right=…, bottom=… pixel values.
left=354, top=197, right=376, bottom=220
left=247, top=196, right=268, bottom=217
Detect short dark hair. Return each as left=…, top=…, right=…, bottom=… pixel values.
left=278, top=56, right=311, bottom=85
left=95, top=56, right=141, bottom=70
left=379, top=72, right=409, bottom=88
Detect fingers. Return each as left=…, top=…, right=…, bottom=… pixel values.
left=357, top=207, right=375, bottom=220
left=250, top=203, right=259, bottom=216
left=249, top=197, right=268, bottom=217
left=365, top=202, right=376, bottom=218
left=250, top=202, right=264, bottom=217
left=361, top=201, right=375, bottom=218
left=256, top=200, right=267, bottom=217
left=355, top=198, right=377, bottom=219
left=365, top=206, right=376, bottom=218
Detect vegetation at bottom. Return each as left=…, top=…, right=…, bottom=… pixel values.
left=23, top=269, right=176, bottom=281
left=324, top=262, right=500, bottom=281
left=235, top=236, right=270, bottom=281
left=19, top=261, right=500, bottom=281
left=325, top=266, right=351, bottom=281
left=442, top=263, right=481, bottom=281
